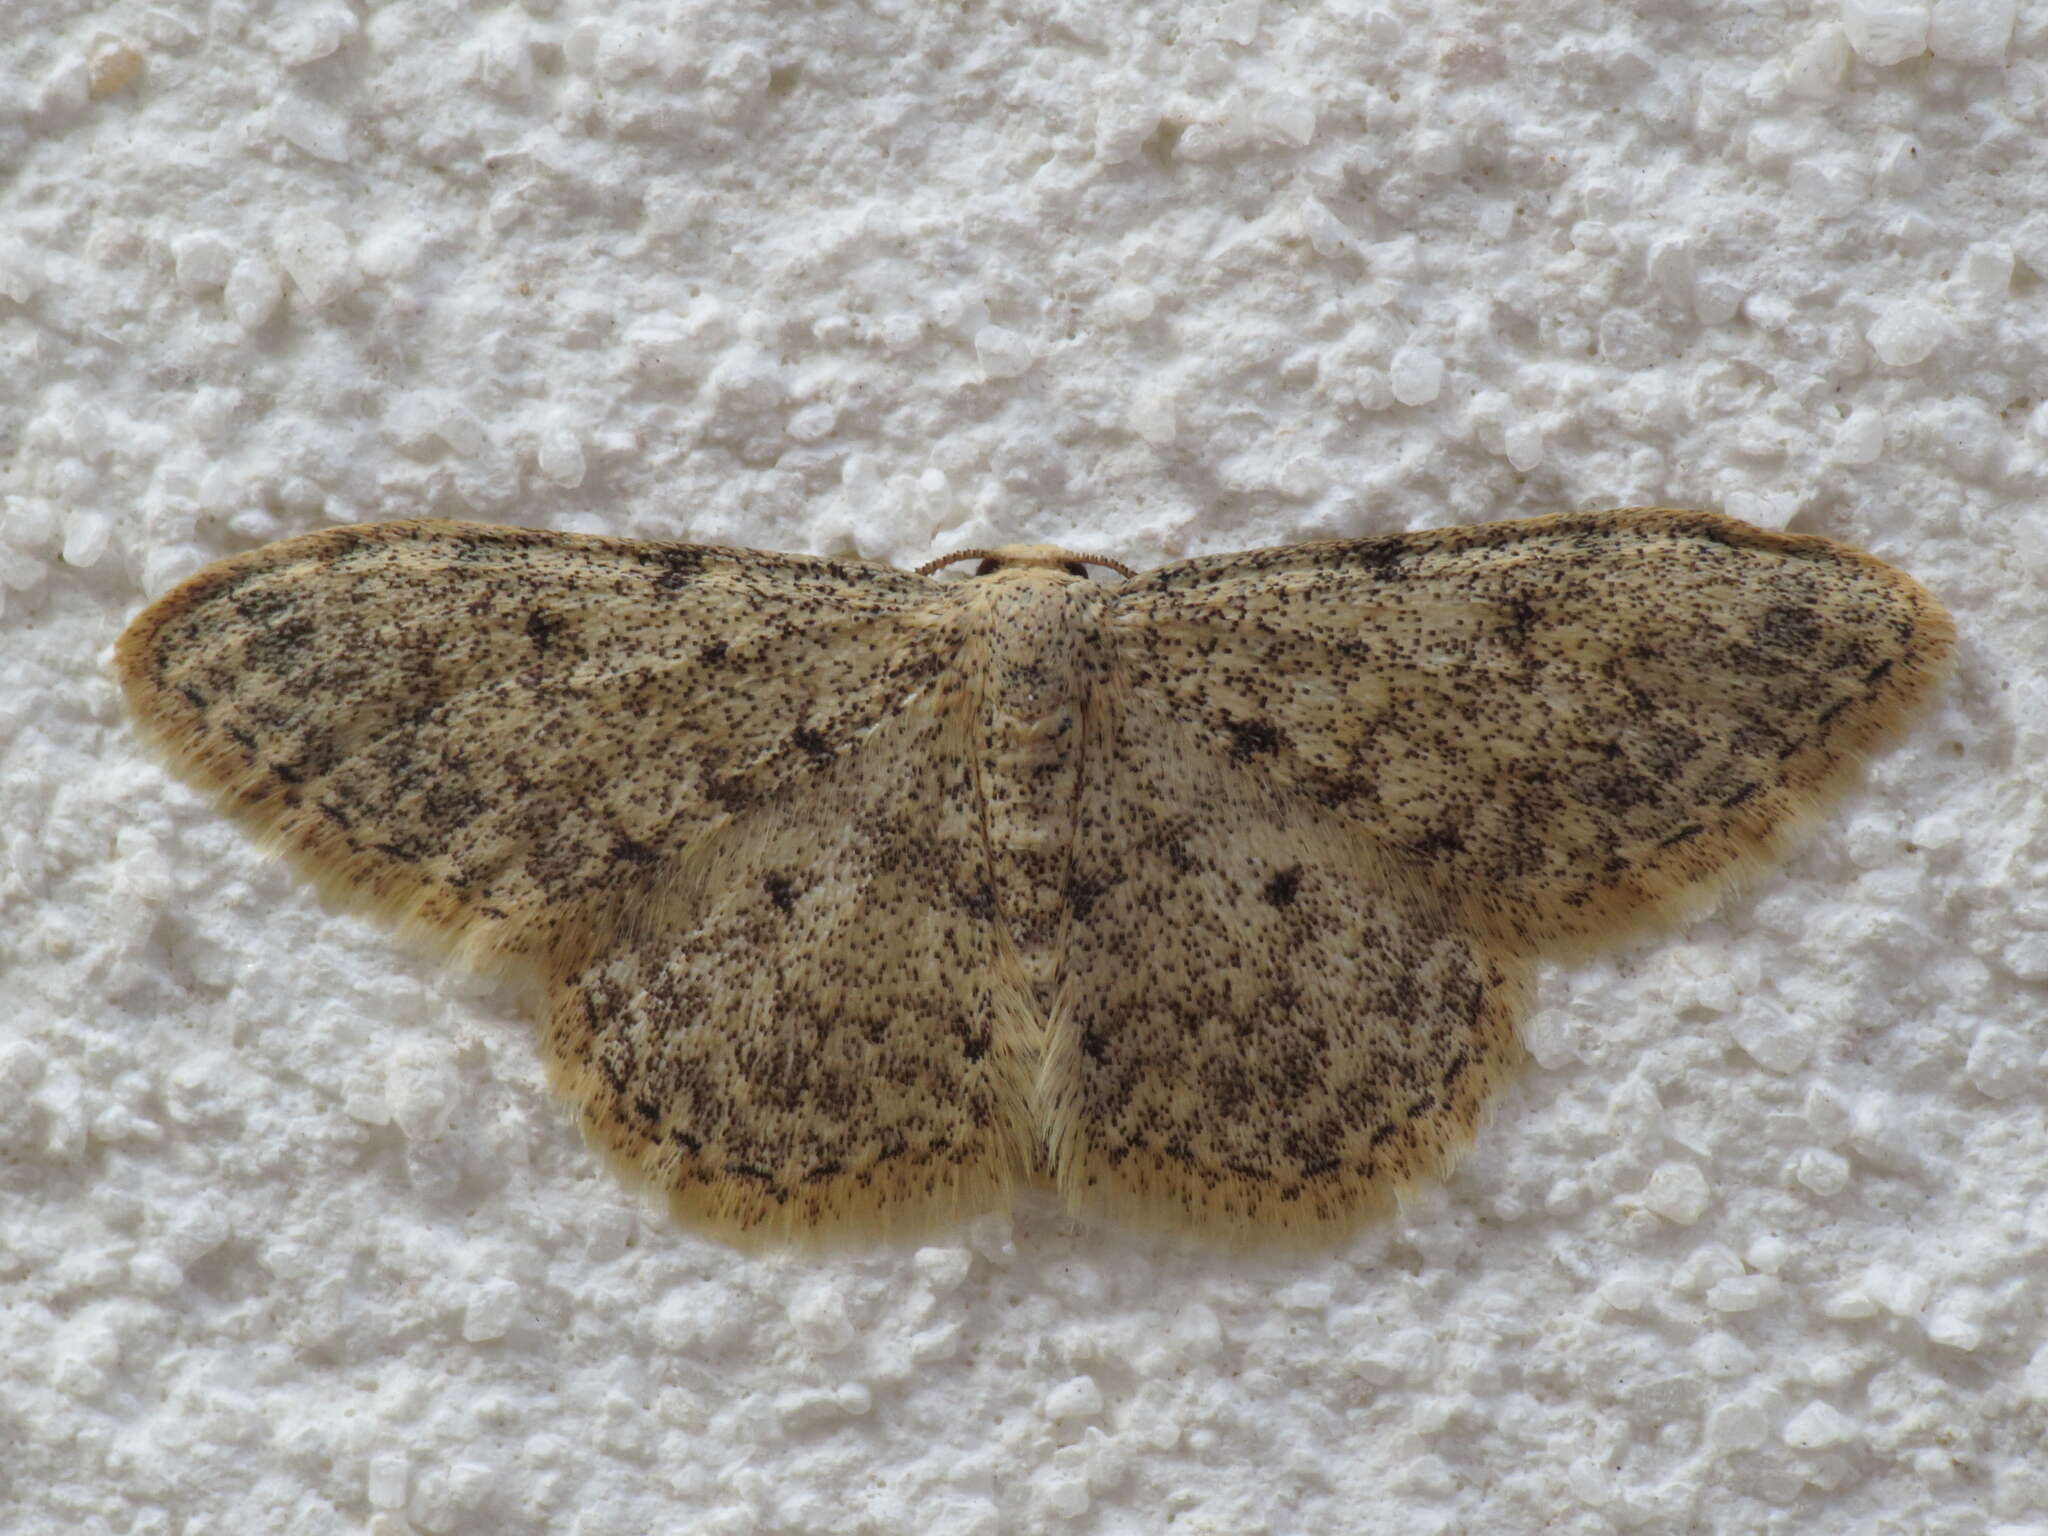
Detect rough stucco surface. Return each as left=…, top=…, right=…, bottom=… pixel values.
left=2, top=1, right=2044, bottom=1532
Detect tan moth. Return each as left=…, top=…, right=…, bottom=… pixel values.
left=115, top=510, right=1952, bottom=1243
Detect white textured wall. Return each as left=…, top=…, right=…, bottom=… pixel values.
left=4, top=1, right=2044, bottom=1531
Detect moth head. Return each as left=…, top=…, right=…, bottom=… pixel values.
left=916, top=544, right=1136, bottom=582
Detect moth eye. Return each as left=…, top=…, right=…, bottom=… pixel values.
left=1062, top=561, right=1089, bottom=578
left=974, top=558, right=1004, bottom=576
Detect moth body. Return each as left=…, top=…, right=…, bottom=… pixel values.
left=941, top=556, right=1110, bottom=1013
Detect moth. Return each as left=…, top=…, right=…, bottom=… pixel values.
left=115, top=510, right=1952, bottom=1241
